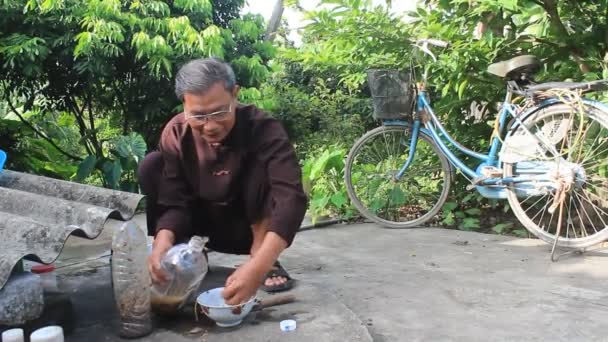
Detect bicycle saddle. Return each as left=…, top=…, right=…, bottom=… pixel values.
left=487, top=55, right=540, bottom=79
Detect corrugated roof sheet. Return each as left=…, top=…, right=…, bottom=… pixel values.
left=0, top=169, right=144, bottom=289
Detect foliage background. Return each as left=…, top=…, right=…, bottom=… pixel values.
left=1, top=0, right=606, bottom=233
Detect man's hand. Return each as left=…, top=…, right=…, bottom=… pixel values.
left=222, top=259, right=267, bottom=305
left=148, top=229, right=176, bottom=284
left=222, top=231, right=288, bottom=305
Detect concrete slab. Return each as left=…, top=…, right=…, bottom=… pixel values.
left=276, top=224, right=608, bottom=342
left=58, top=262, right=371, bottom=342
left=47, top=216, right=608, bottom=341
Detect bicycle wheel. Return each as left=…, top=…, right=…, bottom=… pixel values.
left=345, top=125, right=451, bottom=228
left=503, top=103, right=608, bottom=248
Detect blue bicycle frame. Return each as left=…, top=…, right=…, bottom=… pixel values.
left=383, top=87, right=558, bottom=199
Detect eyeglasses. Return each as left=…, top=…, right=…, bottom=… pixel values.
left=185, top=104, right=232, bottom=124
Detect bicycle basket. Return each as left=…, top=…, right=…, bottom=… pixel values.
left=366, top=69, right=416, bottom=120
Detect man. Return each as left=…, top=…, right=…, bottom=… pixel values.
left=138, top=58, right=307, bottom=305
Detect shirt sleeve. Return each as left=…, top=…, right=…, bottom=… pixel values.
left=155, top=122, right=193, bottom=241
left=254, top=119, right=308, bottom=247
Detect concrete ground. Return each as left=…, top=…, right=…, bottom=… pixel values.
left=60, top=265, right=370, bottom=342
left=51, top=215, right=608, bottom=341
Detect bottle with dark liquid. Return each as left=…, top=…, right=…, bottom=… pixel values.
left=151, top=236, right=209, bottom=313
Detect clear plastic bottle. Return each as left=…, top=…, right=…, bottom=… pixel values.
left=151, top=235, right=209, bottom=313
left=111, top=221, right=152, bottom=338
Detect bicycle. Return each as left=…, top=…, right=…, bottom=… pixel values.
left=345, top=38, right=608, bottom=255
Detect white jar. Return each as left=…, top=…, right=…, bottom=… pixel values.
left=2, top=328, right=24, bottom=342
left=30, top=326, right=64, bottom=342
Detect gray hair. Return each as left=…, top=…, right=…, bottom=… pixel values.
left=174, top=58, right=237, bottom=100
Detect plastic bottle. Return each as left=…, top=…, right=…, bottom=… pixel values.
left=151, top=236, right=209, bottom=313
left=111, top=221, right=153, bottom=338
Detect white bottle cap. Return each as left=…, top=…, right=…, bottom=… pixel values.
left=280, top=319, right=297, bottom=332
left=30, top=326, right=64, bottom=342
left=2, top=329, right=24, bottom=342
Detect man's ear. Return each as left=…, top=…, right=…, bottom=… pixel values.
left=232, top=85, right=240, bottom=98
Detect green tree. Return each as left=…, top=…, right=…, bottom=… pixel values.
left=275, top=0, right=608, bottom=230
left=0, top=0, right=274, bottom=189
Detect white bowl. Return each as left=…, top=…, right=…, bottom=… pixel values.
left=196, top=287, right=256, bottom=327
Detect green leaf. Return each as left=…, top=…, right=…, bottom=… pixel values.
left=102, top=160, right=122, bottom=189
left=389, top=186, right=406, bottom=205
left=442, top=211, right=455, bottom=225
left=457, top=80, right=468, bottom=99
left=309, top=150, right=330, bottom=180
left=492, top=222, right=513, bottom=234
left=114, top=133, right=147, bottom=163
left=442, top=201, right=458, bottom=212
left=462, top=193, right=476, bottom=203
left=330, top=192, right=347, bottom=208
left=76, top=155, right=97, bottom=181
left=464, top=208, right=481, bottom=216
left=459, top=217, right=480, bottom=231
left=370, top=198, right=385, bottom=213
left=501, top=0, right=518, bottom=11
left=512, top=229, right=528, bottom=238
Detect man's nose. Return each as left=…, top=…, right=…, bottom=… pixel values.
left=204, top=120, right=221, bottom=131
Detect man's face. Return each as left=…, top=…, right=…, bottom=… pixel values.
left=183, top=82, right=239, bottom=144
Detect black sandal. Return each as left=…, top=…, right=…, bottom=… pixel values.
left=261, top=261, right=295, bottom=293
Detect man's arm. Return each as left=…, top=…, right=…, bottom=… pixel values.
left=222, top=116, right=307, bottom=304
left=149, top=118, right=194, bottom=283
left=154, top=122, right=194, bottom=241
left=254, top=119, right=308, bottom=246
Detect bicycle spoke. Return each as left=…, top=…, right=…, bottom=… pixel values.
left=571, top=192, right=589, bottom=237
left=566, top=114, right=578, bottom=160
left=381, top=131, right=395, bottom=167
left=575, top=188, right=608, bottom=219
left=582, top=159, right=608, bottom=171
left=531, top=197, right=551, bottom=225
left=524, top=193, right=549, bottom=214
left=572, top=191, right=599, bottom=234
left=580, top=137, right=607, bottom=166
left=518, top=189, right=546, bottom=207
left=579, top=189, right=608, bottom=228
left=574, top=120, right=594, bottom=164
left=579, top=123, right=605, bottom=163
left=567, top=194, right=575, bottom=239
left=579, top=180, right=608, bottom=197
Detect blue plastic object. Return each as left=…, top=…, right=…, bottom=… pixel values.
left=0, top=149, right=6, bottom=172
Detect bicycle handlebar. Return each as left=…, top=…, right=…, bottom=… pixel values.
left=413, top=38, right=450, bottom=63
left=416, top=38, right=449, bottom=48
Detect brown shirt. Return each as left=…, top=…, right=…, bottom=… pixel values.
left=155, top=104, right=307, bottom=246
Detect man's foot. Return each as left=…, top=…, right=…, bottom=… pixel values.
left=261, top=261, right=295, bottom=293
